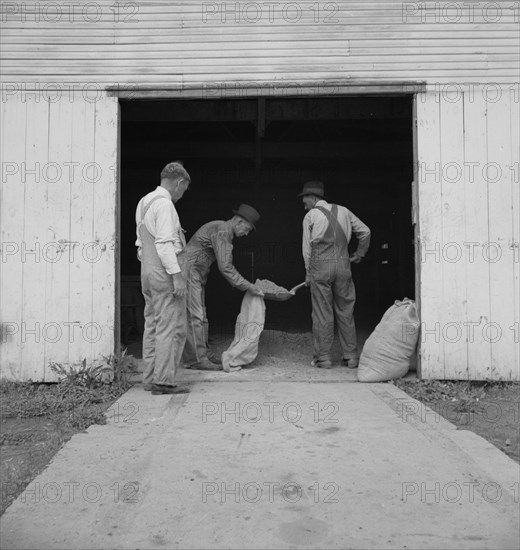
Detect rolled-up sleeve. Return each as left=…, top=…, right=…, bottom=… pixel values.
left=302, top=213, right=312, bottom=270
left=211, top=231, right=251, bottom=291
left=154, top=201, right=182, bottom=275
left=349, top=212, right=371, bottom=258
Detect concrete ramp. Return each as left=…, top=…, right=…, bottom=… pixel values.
left=1, top=379, right=518, bottom=549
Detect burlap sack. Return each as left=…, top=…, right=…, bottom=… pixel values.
left=221, top=291, right=265, bottom=372
left=357, top=298, right=420, bottom=382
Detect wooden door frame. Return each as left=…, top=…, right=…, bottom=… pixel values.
left=114, top=101, right=122, bottom=358
left=412, top=94, right=421, bottom=378
left=115, top=87, right=423, bottom=367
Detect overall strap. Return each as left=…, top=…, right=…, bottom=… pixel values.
left=139, top=195, right=168, bottom=226
left=315, top=205, right=348, bottom=247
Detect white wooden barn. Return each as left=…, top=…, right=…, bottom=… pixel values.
left=0, top=1, right=518, bottom=381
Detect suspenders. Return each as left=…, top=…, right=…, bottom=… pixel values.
left=314, top=205, right=349, bottom=247
left=138, top=195, right=167, bottom=230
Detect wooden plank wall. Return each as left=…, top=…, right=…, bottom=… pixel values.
left=0, top=95, right=118, bottom=381
left=417, top=88, right=520, bottom=380
left=1, top=1, right=518, bottom=381
left=1, top=0, right=518, bottom=86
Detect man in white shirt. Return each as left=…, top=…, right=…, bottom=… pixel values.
left=135, top=161, right=191, bottom=394
left=299, top=181, right=371, bottom=370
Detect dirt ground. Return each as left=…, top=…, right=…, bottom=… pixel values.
left=0, top=399, right=119, bottom=517
left=1, top=329, right=518, bottom=518
left=0, top=373, right=129, bottom=517
left=0, top=416, right=76, bottom=515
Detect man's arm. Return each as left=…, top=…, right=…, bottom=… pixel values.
left=152, top=200, right=186, bottom=296
left=135, top=201, right=143, bottom=262
left=135, top=235, right=142, bottom=262
left=211, top=231, right=253, bottom=292
left=153, top=200, right=182, bottom=275
left=349, top=211, right=371, bottom=261
left=302, top=212, right=313, bottom=271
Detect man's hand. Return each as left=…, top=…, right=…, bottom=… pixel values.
left=350, top=253, right=362, bottom=264
left=305, top=272, right=312, bottom=286
left=249, top=283, right=264, bottom=297
left=172, top=272, right=186, bottom=296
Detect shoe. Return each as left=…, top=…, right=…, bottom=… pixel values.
left=222, top=364, right=242, bottom=373
left=316, top=360, right=333, bottom=369
left=189, top=358, right=222, bottom=371
left=312, top=358, right=332, bottom=369
left=151, top=384, right=190, bottom=395
left=342, top=358, right=359, bottom=369
left=207, top=353, right=222, bottom=366
left=143, top=384, right=153, bottom=391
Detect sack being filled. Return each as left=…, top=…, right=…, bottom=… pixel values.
left=221, top=289, right=266, bottom=372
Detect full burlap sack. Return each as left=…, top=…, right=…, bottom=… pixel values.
left=221, top=291, right=266, bottom=372
left=357, top=298, right=420, bottom=382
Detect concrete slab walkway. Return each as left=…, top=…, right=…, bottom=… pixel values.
left=1, top=365, right=519, bottom=549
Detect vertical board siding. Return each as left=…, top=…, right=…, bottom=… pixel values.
left=463, top=94, right=492, bottom=375
left=1, top=0, right=518, bottom=382
left=0, top=99, right=26, bottom=379
left=0, top=95, right=118, bottom=381
left=487, top=97, right=518, bottom=378
left=416, top=93, right=443, bottom=376
left=1, top=0, right=519, bottom=86
left=511, top=99, right=520, bottom=376
left=91, top=99, right=118, bottom=363
left=418, top=89, right=520, bottom=380
left=45, top=99, right=74, bottom=371
left=22, top=98, right=49, bottom=380
left=439, top=98, right=468, bottom=378
left=69, top=99, right=96, bottom=371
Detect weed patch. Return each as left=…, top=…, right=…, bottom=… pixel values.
left=0, top=350, right=138, bottom=515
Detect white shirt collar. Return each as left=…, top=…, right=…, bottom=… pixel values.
left=156, top=186, right=172, bottom=201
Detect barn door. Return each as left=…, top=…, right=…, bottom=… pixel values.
left=0, top=94, right=119, bottom=381
left=415, top=90, right=519, bottom=380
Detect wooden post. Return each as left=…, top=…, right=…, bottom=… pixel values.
left=254, top=98, right=266, bottom=197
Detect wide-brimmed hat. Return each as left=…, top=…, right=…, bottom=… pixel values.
left=232, top=204, right=261, bottom=229
left=298, top=181, right=325, bottom=198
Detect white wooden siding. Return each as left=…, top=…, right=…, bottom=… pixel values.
left=0, top=95, right=119, bottom=381
left=1, top=2, right=518, bottom=382
left=417, top=89, right=520, bottom=380
left=1, top=0, right=519, bottom=86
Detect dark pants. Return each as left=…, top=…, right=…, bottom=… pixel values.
left=310, top=259, right=358, bottom=363
left=182, top=267, right=209, bottom=365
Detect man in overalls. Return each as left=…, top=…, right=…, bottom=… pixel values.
left=182, top=204, right=264, bottom=371
left=299, top=181, right=371, bottom=370
left=135, top=162, right=191, bottom=394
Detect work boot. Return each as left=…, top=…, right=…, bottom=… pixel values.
left=207, top=353, right=222, bottom=366
left=222, top=364, right=242, bottom=373
left=189, top=358, right=222, bottom=371
left=342, top=357, right=359, bottom=369
left=311, top=358, right=332, bottom=369
left=316, top=360, right=333, bottom=369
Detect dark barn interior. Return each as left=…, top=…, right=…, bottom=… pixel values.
left=119, top=96, right=415, bottom=348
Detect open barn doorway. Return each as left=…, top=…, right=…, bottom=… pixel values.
left=119, top=96, right=415, bottom=360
